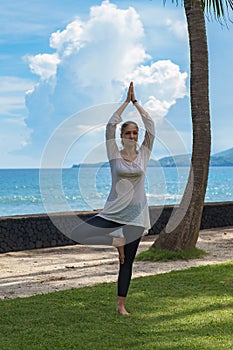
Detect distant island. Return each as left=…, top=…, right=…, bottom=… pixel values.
left=72, top=147, right=233, bottom=168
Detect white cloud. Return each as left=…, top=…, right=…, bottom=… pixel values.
left=0, top=76, right=34, bottom=116
left=23, top=0, right=188, bottom=164
left=0, top=76, right=34, bottom=165
left=27, top=1, right=149, bottom=84
left=0, top=116, right=32, bottom=165
left=50, top=19, right=85, bottom=55
left=123, top=60, right=188, bottom=117
left=25, top=53, right=60, bottom=80
left=145, top=96, right=172, bottom=118
left=166, top=18, right=188, bottom=41
left=0, top=76, right=34, bottom=94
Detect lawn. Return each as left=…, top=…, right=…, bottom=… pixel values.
left=0, top=262, right=233, bottom=350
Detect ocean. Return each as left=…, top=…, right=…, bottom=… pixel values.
left=0, top=166, right=232, bottom=217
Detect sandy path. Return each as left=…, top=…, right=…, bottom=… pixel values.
left=0, top=227, right=233, bottom=300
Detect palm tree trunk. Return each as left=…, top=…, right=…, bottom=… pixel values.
left=152, top=0, right=211, bottom=250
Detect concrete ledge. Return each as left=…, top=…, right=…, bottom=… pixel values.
left=0, top=202, right=233, bottom=253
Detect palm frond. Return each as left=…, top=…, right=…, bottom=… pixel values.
left=163, top=0, right=183, bottom=5
left=163, top=0, right=233, bottom=21
left=203, top=0, right=233, bottom=20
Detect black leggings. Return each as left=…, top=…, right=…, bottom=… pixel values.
left=70, top=216, right=144, bottom=297
left=117, top=236, right=141, bottom=297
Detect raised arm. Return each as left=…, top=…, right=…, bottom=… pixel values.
left=106, top=102, right=128, bottom=142
left=131, top=84, right=155, bottom=151
left=105, top=84, right=132, bottom=160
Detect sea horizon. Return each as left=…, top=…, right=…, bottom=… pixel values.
left=1, top=145, right=233, bottom=170
left=0, top=166, right=232, bottom=218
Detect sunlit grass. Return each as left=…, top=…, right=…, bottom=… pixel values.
left=0, top=262, right=233, bottom=349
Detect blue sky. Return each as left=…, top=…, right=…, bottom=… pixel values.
left=0, top=0, right=232, bottom=168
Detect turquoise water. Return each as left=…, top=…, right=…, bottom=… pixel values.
left=0, top=167, right=232, bottom=217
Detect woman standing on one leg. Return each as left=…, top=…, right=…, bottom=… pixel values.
left=70, top=82, right=155, bottom=315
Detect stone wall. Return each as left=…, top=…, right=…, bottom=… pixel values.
left=0, top=202, right=233, bottom=253
left=148, top=202, right=233, bottom=234
left=0, top=211, right=97, bottom=254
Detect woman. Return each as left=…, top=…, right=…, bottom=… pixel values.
left=71, top=82, right=155, bottom=315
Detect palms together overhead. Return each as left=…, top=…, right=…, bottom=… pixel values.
left=125, top=82, right=136, bottom=103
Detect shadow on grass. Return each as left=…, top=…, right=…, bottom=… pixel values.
left=136, top=246, right=208, bottom=262
left=0, top=262, right=233, bottom=350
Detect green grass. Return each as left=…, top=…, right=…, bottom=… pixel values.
left=1, top=262, right=233, bottom=350
left=136, top=247, right=207, bottom=262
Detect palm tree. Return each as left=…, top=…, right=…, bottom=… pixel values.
left=152, top=0, right=232, bottom=250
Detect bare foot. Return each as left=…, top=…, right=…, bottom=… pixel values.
left=116, top=305, right=130, bottom=315
left=117, top=246, right=125, bottom=264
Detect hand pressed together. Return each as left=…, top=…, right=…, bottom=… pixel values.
left=125, top=82, right=137, bottom=103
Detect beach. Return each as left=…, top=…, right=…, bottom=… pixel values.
left=1, top=226, right=233, bottom=300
